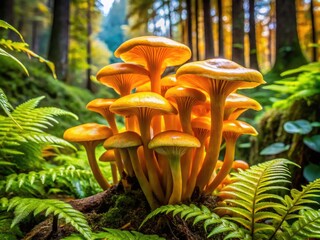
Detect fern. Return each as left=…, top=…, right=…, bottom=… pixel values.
left=0, top=96, right=78, bottom=173
left=141, top=204, right=249, bottom=239
left=4, top=197, right=92, bottom=240
left=216, top=159, right=295, bottom=239
left=3, top=166, right=100, bottom=198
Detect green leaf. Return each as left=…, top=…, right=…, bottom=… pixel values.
left=284, top=120, right=313, bottom=134
left=303, top=135, right=320, bottom=153
left=260, top=142, right=290, bottom=155
left=303, top=163, right=320, bottom=182
left=0, top=20, right=24, bottom=41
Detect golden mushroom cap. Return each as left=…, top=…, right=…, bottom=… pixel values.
left=63, top=123, right=113, bottom=143
left=114, top=36, right=191, bottom=68
left=165, top=86, right=207, bottom=104
left=148, top=130, right=200, bottom=156
left=86, top=98, right=116, bottom=111
left=222, top=120, right=258, bottom=137
left=110, top=92, right=178, bottom=117
left=103, top=131, right=142, bottom=149
left=191, top=117, right=211, bottom=131
left=99, top=150, right=116, bottom=162
left=176, top=58, right=265, bottom=93
left=96, top=63, right=150, bottom=95
left=225, top=93, right=262, bottom=111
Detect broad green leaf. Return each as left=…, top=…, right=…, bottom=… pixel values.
left=260, top=142, right=290, bottom=155
left=303, top=135, right=320, bottom=153
left=284, top=120, right=312, bottom=135
left=0, top=20, right=24, bottom=41
left=303, top=163, right=320, bottom=182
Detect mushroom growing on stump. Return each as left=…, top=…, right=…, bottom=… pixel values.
left=110, top=92, right=178, bottom=202
left=149, top=130, right=200, bottom=204
left=104, top=131, right=159, bottom=209
left=114, top=36, right=191, bottom=135
left=176, top=58, right=265, bottom=192
left=99, top=150, right=118, bottom=184
left=205, top=120, right=257, bottom=193
left=63, top=123, right=113, bottom=190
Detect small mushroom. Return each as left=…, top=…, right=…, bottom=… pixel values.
left=205, top=120, right=257, bottom=193
left=99, top=150, right=118, bottom=184
left=149, top=130, right=200, bottom=204
left=63, top=123, right=112, bottom=190
left=104, top=131, right=159, bottom=209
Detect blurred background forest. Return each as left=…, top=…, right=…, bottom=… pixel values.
left=0, top=0, right=319, bottom=190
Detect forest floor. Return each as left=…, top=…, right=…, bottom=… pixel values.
left=23, top=177, right=220, bottom=240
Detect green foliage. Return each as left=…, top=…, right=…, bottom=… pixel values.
left=63, top=228, right=165, bottom=240
left=0, top=20, right=55, bottom=77
left=1, top=197, right=92, bottom=240
left=142, top=159, right=320, bottom=240
left=264, top=62, right=320, bottom=109
left=0, top=95, right=77, bottom=174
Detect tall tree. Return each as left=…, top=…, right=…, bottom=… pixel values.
left=48, top=0, right=70, bottom=81
left=248, top=0, right=259, bottom=70
left=195, top=0, right=200, bottom=60
left=86, top=0, right=93, bottom=91
left=231, top=0, right=244, bottom=65
left=203, top=0, right=214, bottom=58
left=0, top=0, right=14, bottom=38
left=271, top=0, right=307, bottom=73
left=310, top=0, right=317, bottom=62
left=217, top=0, right=224, bottom=57
left=186, top=0, right=193, bottom=55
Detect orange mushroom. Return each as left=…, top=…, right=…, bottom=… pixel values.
left=148, top=130, right=200, bottom=204
left=205, top=120, right=257, bottom=193
left=110, top=92, right=177, bottom=202
left=176, top=58, right=265, bottom=192
left=63, top=123, right=112, bottom=190
left=99, top=150, right=118, bottom=184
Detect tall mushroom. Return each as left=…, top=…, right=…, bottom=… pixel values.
left=114, top=36, right=191, bottom=134
left=110, top=92, right=177, bottom=202
left=148, top=130, right=200, bottom=204
left=99, top=150, right=118, bottom=184
left=104, top=131, right=159, bottom=209
left=176, top=58, right=265, bottom=192
left=205, top=120, right=257, bottom=193
left=63, top=123, right=112, bottom=190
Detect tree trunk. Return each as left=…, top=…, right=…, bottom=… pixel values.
left=248, top=0, right=259, bottom=70
left=166, top=0, right=173, bottom=38
left=186, top=0, right=193, bottom=57
left=0, top=0, right=15, bottom=38
left=232, top=0, right=244, bottom=66
left=48, top=0, right=70, bottom=81
left=271, top=0, right=308, bottom=74
left=310, top=0, right=317, bottom=62
left=195, top=0, right=200, bottom=60
left=86, top=0, right=93, bottom=91
left=31, top=20, right=40, bottom=53
left=217, top=0, right=224, bottom=57
left=203, top=0, right=214, bottom=58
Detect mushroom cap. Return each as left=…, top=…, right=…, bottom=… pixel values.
left=110, top=92, right=177, bottom=117
left=191, top=117, right=211, bottom=131
left=86, top=98, right=115, bottom=112
left=161, top=74, right=177, bottom=95
left=103, top=131, right=142, bottom=149
left=222, top=120, right=258, bottom=137
left=63, top=123, right=113, bottom=143
left=148, top=130, right=200, bottom=156
left=232, top=160, right=249, bottom=170
left=165, top=86, right=207, bottom=104
left=225, top=93, right=262, bottom=111
left=99, top=150, right=116, bottom=162
left=176, top=58, right=265, bottom=94
left=192, top=98, right=211, bottom=117
left=114, top=36, right=191, bottom=69
left=96, top=63, right=150, bottom=95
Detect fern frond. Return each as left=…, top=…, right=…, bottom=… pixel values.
left=141, top=204, right=249, bottom=239
left=7, top=197, right=92, bottom=240
left=217, top=159, right=296, bottom=239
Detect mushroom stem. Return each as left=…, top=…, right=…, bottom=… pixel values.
left=139, top=117, right=165, bottom=202
left=205, top=138, right=236, bottom=193
left=118, top=149, right=135, bottom=177
left=128, top=148, right=159, bottom=209
left=168, top=154, right=183, bottom=204
left=110, top=162, right=118, bottom=184
left=196, top=95, right=225, bottom=191
left=84, top=143, right=110, bottom=190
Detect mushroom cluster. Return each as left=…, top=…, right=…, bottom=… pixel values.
left=64, top=36, right=265, bottom=209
